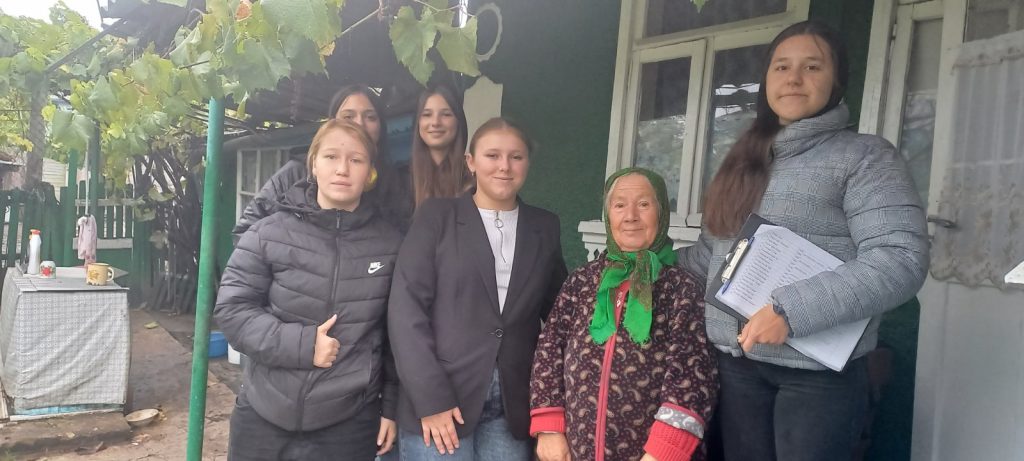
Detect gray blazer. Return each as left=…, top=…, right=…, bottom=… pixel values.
left=388, top=192, right=568, bottom=439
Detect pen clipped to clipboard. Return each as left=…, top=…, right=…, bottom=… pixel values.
left=707, top=213, right=869, bottom=372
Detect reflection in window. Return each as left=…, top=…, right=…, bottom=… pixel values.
left=899, top=92, right=936, bottom=203
left=965, top=0, right=1024, bottom=42
left=897, top=19, right=942, bottom=204
left=259, top=150, right=281, bottom=187
left=645, top=0, right=786, bottom=37
left=700, top=45, right=767, bottom=206
left=240, top=151, right=259, bottom=194
left=633, top=57, right=692, bottom=213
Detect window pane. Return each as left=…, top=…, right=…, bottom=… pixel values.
left=699, top=45, right=768, bottom=207
left=633, top=57, right=692, bottom=213
left=897, top=19, right=942, bottom=204
left=645, top=0, right=786, bottom=37
left=240, top=151, right=258, bottom=193
left=259, top=150, right=280, bottom=187
left=965, top=0, right=1024, bottom=42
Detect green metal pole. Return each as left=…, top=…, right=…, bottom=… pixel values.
left=62, top=149, right=79, bottom=265
left=186, top=98, right=223, bottom=461
left=88, top=125, right=100, bottom=214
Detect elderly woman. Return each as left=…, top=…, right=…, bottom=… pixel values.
left=530, top=168, right=718, bottom=461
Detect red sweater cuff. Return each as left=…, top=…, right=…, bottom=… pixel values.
left=530, top=407, right=566, bottom=436
left=644, top=420, right=700, bottom=461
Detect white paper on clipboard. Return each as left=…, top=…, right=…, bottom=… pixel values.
left=715, top=224, right=869, bottom=371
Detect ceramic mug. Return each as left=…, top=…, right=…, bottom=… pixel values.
left=40, top=261, right=56, bottom=278
left=86, top=263, right=113, bottom=286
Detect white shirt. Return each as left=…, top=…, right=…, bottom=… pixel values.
left=478, top=206, right=519, bottom=312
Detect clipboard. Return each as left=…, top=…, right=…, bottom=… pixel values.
left=706, top=213, right=872, bottom=372
left=706, top=213, right=774, bottom=322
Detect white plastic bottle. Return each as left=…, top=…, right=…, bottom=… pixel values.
left=27, top=229, right=41, bottom=275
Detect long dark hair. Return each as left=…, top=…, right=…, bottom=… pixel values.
left=411, top=84, right=470, bottom=207
left=702, top=20, right=849, bottom=237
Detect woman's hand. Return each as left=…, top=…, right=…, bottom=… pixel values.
left=738, top=304, right=790, bottom=352
left=640, top=454, right=659, bottom=461
left=536, top=433, right=571, bottom=461
left=313, top=314, right=340, bottom=368
left=421, top=407, right=464, bottom=454
left=376, top=417, right=397, bottom=455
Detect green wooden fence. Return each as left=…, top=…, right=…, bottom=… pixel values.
left=75, top=181, right=135, bottom=240
left=0, top=188, right=62, bottom=269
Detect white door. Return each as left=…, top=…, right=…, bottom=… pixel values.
left=861, top=1, right=1024, bottom=460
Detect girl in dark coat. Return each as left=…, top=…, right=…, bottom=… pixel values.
left=216, top=119, right=401, bottom=460
left=388, top=118, right=567, bottom=461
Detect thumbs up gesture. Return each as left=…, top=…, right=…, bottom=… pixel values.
left=313, top=314, right=340, bottom=368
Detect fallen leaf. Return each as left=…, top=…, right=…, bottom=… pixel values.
left=144, top=322, right=159, bottom=329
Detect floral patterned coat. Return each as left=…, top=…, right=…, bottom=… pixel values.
left=530, top=255, right=719, bottom=461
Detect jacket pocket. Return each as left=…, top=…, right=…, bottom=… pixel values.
left=306, top=349, right=373, bottom=406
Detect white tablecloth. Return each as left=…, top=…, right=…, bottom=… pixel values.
left=0, top=266, right=129, bottom=412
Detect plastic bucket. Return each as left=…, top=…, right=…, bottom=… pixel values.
left=209, top=331, right=228, bottom=358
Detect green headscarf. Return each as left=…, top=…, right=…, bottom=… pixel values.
left=589, top=167, right=676, bottom=345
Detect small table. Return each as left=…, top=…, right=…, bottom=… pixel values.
left=0, top=266, right=129, bottom=416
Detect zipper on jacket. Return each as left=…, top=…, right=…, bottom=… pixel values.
left=294, top=371, right=314, bottom=433
left=295, top=212, right=344, bottom=432
left=594, top=285, right=629, bottom=461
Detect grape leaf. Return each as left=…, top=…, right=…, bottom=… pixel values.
left=282, top=35, right=324, bottom=77
left=390, top=6, right=437, bottom=85
left=88, top=76, right=117, bottom=113
left=234, top=38, right=291, bottom=92
left=261, top=0, right=333, bottom=45
left=436, top=17, right=479, bottom=76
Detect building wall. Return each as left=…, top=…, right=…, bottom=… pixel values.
left=810, top=0, right=875, bottom=122
left=912, top=278, right=1024, bottom=460
left=482, top=0, right=621, bottom=269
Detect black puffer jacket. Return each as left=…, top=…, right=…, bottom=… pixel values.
left=215, top=180, right=402, bottom=431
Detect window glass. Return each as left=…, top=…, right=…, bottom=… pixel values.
left=645, top=0, right=786, bottom=37
left=699, top=44, right=768, bottom=206
left=633, top=57, right=693, bottom=213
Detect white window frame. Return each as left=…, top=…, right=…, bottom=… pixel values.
left=235, top=148, right=292, bottom=220
left=605, top=0, right=810, bottom=228
left=858, top=0, right=966, bottom=218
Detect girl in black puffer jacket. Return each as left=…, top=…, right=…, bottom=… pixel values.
left=215, top=119, right=401, bottom=460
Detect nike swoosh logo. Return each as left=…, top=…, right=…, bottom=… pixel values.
left=368, top=262, right=384, bottom=274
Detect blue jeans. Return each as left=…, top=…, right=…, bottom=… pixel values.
left=716, top=351, right=869, bottom=461
left=398, top=369, right=531, bottom=461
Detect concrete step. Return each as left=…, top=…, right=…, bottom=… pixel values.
left=0, top=411, right=131, bottom=458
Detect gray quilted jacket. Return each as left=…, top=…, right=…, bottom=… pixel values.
left=677, top=104, right=929, bottom=370
left=215, top=180, right=401, bottom=431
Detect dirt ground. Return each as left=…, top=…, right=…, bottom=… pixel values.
left=24, top=309, right=236, bottom=460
